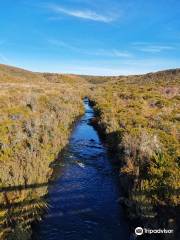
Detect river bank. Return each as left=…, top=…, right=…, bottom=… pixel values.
left=87, top=70, right=180, bottom=240
left=32, top=98, right=130, bottom=240
left=0, top=64, right=88, bottom=239
left=0, top=64, right=179, bottom=240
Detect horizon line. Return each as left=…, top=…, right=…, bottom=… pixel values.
left=0, top=62, right=180, bottom=77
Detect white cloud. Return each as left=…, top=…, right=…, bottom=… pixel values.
left=13, top=56, right=180, bottom=76
left=48, top=39, right=132, bottom=58
left=109, top=50, right=132, bottom=58
left=0, top=53, right=8, bottom=62
left=132, top=42, right=175, bottom=53
left=139, top=45, right=174, bottom=53
left=93, top=49, right=132, bottom=58
left=48, top=39, right=80, bottom=51
left=48, top=5, right=118, bottom=23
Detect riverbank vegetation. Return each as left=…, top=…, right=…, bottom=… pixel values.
left=88, top=69, right=180, bottom=235
left=0, top=64, right=88, bottom=239
left=0, top=64, right=179, bottom=239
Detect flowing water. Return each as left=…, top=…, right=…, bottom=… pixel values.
left=33, top=98, right=130, bottom=240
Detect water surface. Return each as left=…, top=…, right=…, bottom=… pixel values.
left=33, top=98, right=130, bottom=240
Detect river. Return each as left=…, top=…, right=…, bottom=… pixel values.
left=32, top=98, right=130, bottom=240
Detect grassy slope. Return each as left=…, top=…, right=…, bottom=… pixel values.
left=0, top=64, right=89, bottom=239
left=0, top=64, right=179, bottom=238
left=89, top=69, right=180, bottom=232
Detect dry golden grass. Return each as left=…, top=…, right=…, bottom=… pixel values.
left=0, top=64, right=179, bottom=238
left=89, top=70, right=180, bottom=220
left=0, top=64, right=89, bottom=239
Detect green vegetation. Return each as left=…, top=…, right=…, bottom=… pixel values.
left=0, top=64, right=88, bottom=239
left=88, top=69, right=180, bottom=228
left=0, top=64, right=179, bottom=238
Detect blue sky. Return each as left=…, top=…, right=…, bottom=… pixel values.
left=0, top=0, right=180, bottom=75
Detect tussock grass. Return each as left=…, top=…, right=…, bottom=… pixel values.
left=0, top=64, right=179, bottom=238
left=89, top=69, right=180, bottom=227
left=0, top=64, right=89, bottom=239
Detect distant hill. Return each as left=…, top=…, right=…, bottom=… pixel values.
left=1, top=63, right=180, bottom=85
left=0, top=64, right=86, bottom=85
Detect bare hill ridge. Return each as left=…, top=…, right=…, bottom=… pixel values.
left=0, top=63, right=180, bottom=83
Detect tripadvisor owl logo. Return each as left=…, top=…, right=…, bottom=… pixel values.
left=135, top=227, right=174, bottom=235
left=135, top=227, right=143, bottom=235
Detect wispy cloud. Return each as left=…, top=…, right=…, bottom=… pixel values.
left=138, top=45, right=174, bottom=53
left=94, top=49, right=132, bottom=58
left=48, top=39, right=80, bottom=51
left=48, top=39, right=132, bottom=58
left=132, top=42, right=175, bottom=53
left=20, top=56, right=180, bottom=76
left=47, top=4, right=118, bottom=23
left=0, top=53, right=8, bottom=62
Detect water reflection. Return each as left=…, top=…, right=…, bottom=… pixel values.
left=0, top=98, right=179, bottom=240
left=32, top=98, right=130, bottom=240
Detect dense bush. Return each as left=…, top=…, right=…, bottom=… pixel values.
left=0, top=64, right=88, bottom=239
left=89, top=70, right=180, bottom=229
left=0, top=64, right=179, bottom=238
